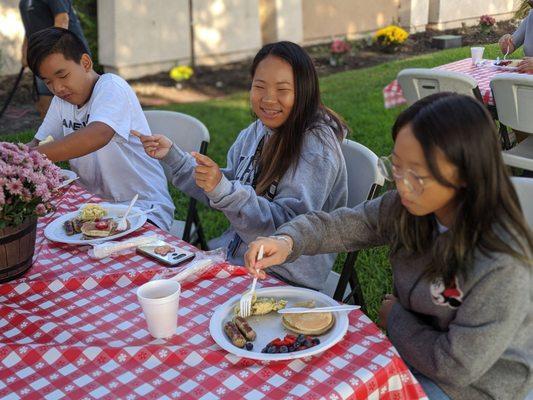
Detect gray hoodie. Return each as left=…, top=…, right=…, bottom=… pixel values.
left=162, top=119, right=348, bottom=290
left=276, top=191, right=532, bottom=400
left=513, top=10, right=533, bottom=57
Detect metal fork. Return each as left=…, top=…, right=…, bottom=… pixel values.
left=239, top=244, right=264, bottom=318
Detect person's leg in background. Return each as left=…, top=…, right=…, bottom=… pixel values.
left=34, top=75, right=53, bottom=119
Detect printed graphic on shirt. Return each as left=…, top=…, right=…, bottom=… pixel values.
left=235, top=155, right=255, bottom=185
left=62, top=114, right=90, bottom=131
left=430, top=276, right=463, bottom=308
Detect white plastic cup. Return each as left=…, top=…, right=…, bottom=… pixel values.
left=471, top=47, right=485, bottom=65
left=137, top=280, right=181, bottom=339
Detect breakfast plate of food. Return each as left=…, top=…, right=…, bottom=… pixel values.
left=44, top=203, right=147, bottom=245
left=492, top=59, right=521, bottom=69
left=209, top=287, right=350, bottom=361
left=56, top=169, right=78, bottom=189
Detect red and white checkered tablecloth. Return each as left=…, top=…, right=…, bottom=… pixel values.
left=383, top=58, right=522, bottom=109
left=0, top=185, right=427, bottom=400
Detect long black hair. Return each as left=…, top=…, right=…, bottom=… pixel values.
left=385, top=93, right=532, bottom=284
left=250, top=41, right=346, bottom=195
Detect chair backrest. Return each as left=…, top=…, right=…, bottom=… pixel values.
left=340, top=139, right=385, bottom=208
left=144, top=110, right=210, bottom=153
left=144, top=110, right=210, bottom=181
left=490, top=73, right=533, bottom=134
left=511, top=177, right=533, bottom=229
left=398, top=68, right=479, bottom=105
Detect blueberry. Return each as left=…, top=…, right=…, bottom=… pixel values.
left=311, top=338, right=320, bottom=346
left=261, top=347, right=268, bottom=353
left=287, top=345, right=296, bottom=352
left=279, top=345, right=288, bottom=353
left=245, top=342, right=253, bottom=351
left=304, top=339, right=312, bottom=348
left=267, top=346, right=278, bottom=354
left=296, top=334, right=306, bottom=344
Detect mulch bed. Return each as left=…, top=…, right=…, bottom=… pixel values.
left=0, top=19, right=519, bottom=135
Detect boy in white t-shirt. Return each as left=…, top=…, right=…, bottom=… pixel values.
left=26, top=27, right=174, bottom=231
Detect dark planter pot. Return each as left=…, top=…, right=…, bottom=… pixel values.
left=0, top=216, right=37, bottom=283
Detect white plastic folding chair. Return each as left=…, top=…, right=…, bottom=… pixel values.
left=511, top=177, right=533, bottom=229
left=320, top=139, right=385, bottom=310
left=490, top=73, right=533, bottom=172
left=397, top=68, right=483, bottom=105
left=144, top=110, right=210, bottom=248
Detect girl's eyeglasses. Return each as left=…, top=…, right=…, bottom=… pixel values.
left=377, top=155, right=427, bottom=197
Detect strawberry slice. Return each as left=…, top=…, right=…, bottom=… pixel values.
left=95, top=221, right=109, bottom=230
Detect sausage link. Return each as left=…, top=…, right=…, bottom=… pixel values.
left=224, top=321, right=246, bottom=348
left=233, top=316, right=257, bottom=341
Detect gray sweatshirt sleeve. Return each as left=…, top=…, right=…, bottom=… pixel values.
left=387, top=263, right=530, bottom=387
left=161, top=144, right=210, bottom=205
left=161, top=138, right=242, bottom=206
left=277, top=192, right=395, bottom=262
left=512, top=11, right=529, bottom=49
left=204, top=150, right=343, bottom=244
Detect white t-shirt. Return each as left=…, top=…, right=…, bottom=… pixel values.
left=35, top=73, right=174, bottom=231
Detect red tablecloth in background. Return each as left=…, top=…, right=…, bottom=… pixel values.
left=0, top=185, right=427, bottom=400
left=383, top=58, right=521, bottom=108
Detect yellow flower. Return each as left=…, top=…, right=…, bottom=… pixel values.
left=374, top=25, right=409, bottom=47
left=169, top=65, right=194, bottom=82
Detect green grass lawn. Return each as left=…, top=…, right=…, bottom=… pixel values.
left=3, top=43, right=510, bottom=321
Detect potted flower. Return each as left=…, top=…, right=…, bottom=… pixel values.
left=479, top=15, right=496, bottom=33
left=330, top=38, right=351, bottom=66
left=169, top=65, right=194, bottom=89
left=373, top=25, right=409, bottom=53
left=0, top=142, right=61, bottom=282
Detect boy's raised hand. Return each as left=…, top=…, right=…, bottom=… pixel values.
left=131, top=130, right=172, bottom=159
left=192, top=152, right=222, bottom=192
left=244, top=236, right=292, bottom=279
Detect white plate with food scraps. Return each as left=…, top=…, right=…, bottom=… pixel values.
left=209, top=286, right=350, bottom=361
left=491, top=59, right=520, bottom=70
left=44, top=203, right=147, bottom=245
left=56, top=169, right=78, bottom=189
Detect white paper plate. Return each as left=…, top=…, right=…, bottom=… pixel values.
left=209, top=286, right=349, bottom=361
left=491, top=60, right=519, bottom=70
left=56, top=169, right=78, bottom=189
left=44, top=203, right=148, bottom=245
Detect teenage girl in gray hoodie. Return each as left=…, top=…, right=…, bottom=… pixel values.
left=245, top=93, right=532, bottom=400
left=133, top=41, right=348, bottom=291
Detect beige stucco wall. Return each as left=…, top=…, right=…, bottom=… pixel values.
left=301, top=0, right=401, bottom=44
left=98, top=0, right=191, bottom=79
left=428, top=0, right=522, bottom=29
left=98, top=0, right=262, bottom=78
left=259, top=0, right=303, bottom=44
left=192, top=0, right=262, bottom=65
left=0, top=0, right=26, bottom=76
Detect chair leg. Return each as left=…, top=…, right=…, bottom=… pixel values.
left=344, top=269, right=366, bottom=313
left=499, top=123, right=512, bottom=150
left=183, top=198, right=197, bottom=243
left=334, top=252, right=366, bottom=311
left=192, top=208, right=208, bottom=250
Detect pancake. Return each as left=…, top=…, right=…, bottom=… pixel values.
left=80, top=219, right=119, bottom=238
left=281, top=311, right=335, bottom=335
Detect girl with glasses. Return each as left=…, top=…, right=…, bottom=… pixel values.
left=245, top=93, right=532, bottom=400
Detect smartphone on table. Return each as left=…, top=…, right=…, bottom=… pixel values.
left=136, top=240, right=195, bottom=267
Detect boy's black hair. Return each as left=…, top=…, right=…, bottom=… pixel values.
left=27, top=27, right=88, bottom=77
